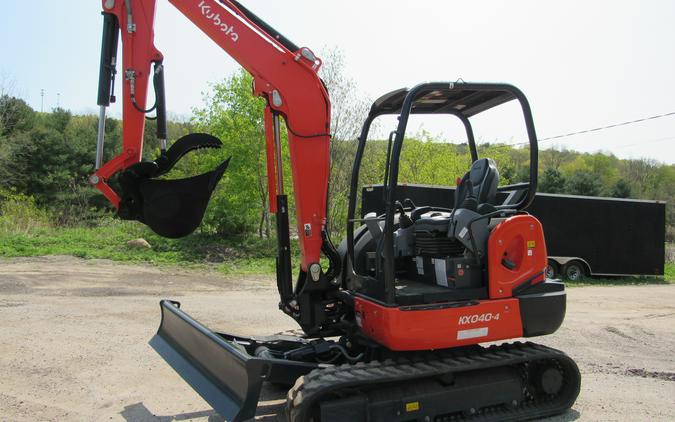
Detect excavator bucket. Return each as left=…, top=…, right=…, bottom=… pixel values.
left=117, top=133, right=230, bottom=238
left=150, top=300, right=318, bottom=422
left=137, top=160, right=229, bottom=238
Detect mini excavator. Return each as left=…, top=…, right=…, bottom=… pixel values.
left=92, top=1, right=581, bottom=421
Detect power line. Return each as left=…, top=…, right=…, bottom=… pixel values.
left=612, top=135, right=675, bottom=150
left=538, top=110, right=675, bottom=143
left=479, top=110, right=675, bottom=151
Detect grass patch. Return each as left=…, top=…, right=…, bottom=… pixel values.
left=665, top=262, right=674, bottom=282
left=565, top=262, right=674, bottom=287
left=0, top=218, right=279, bottom=275
left=565, top=277, right=671, bottom=287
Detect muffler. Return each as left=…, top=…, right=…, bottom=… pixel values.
left=150, top=300, right=319, bottom=422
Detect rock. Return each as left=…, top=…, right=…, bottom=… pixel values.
left=126, top=238, right=151, bottom=249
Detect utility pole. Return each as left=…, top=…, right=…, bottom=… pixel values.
left=57, top=93, right=61, bottom=109
left=40, top=89, right=45, bottom=112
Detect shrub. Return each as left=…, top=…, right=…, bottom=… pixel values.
left=0, top=188, right=51, bottom=234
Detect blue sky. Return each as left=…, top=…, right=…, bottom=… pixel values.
left=1, top=1, right=674, bottom=163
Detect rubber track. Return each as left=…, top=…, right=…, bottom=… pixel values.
left=286, top=341, right=580, bottom=422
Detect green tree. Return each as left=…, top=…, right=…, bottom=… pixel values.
left=500, top=165, right=516, bottom=184
left=539, top=168, right=566, bottom=193
left=0, top=130, right=32, bottom=190
left=611, top=179, right=632, bottom=198
left=21, top=126, right=73, bottom=202
left=0, top=95, right=35, bottom=136
left=192, top=70, right=270, bottom=236
left=565, top=171, right=603, bottom=196
left=42, top=107, right=72, bottom=133
left=584, top=153, right=619, bottom=187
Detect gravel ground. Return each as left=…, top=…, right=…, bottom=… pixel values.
left=0, top=255, right=673, bottom=421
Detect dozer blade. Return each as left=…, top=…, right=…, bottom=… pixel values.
left=117, top=133, right=230, bottom=238
left=150, top=300, right=318, bottom=422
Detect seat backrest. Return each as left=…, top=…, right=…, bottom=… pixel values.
left=454, top=158, right=499, bottom=211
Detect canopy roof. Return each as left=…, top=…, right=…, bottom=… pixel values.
left=369, top=83, right=518, bottom=118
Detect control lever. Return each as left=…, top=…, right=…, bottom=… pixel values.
left=411, top=206, right=432, bottom=221
left=460, top=179, right=478, bottom=212
left=395, top=201, right=413, bottom=228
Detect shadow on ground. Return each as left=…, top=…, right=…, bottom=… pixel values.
left=121, top=403, right=222, bottom=422
left=543, top=409, right=582, bottom=421
left=120, top=402, right=580, bottom=422
left=120, top=400, right=284, bottom=422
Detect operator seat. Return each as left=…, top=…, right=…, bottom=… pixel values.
left=448, top=158, right=500, bottom=259
left=454, top=158, right=499, bottom=214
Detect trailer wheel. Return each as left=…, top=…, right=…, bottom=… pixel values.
left=563, top=261, right=585, bottom=281
left=545, top=260, right=559, bottom=279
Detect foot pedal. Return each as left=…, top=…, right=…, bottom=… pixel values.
left=117, top=133, right=230, bottom=238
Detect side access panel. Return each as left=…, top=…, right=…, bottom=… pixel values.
left=150, top=300, right=316, bottom=422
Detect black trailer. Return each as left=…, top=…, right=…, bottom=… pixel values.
left=361, top=184, right=666, bottom=279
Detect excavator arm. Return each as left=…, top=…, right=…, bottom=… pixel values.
left=92, top=0, right=335, bottom=297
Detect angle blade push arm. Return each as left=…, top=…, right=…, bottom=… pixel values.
left=93, top=0, right=332, bottom=276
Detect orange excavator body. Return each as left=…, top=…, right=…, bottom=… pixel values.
left=92, top=2, right=580, bottom=421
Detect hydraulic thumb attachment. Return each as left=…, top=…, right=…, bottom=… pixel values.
left=117, top=133, right=230, bottom=239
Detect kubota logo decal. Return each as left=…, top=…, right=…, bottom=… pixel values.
left=199, top=1, right=239, bottom=42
